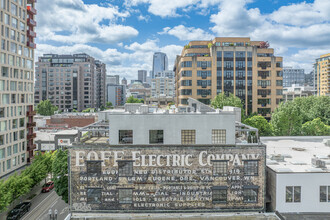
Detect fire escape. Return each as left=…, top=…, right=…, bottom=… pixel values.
left=27, top=0, right=37, bottom=49
left=26, top=0, right=37, bottom=162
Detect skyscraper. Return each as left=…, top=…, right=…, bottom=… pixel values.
left=35, top=53, right=106, bottom=112
left=138, top=70, right=147, bottom=83
left=0, top=0, right=37, bottom=177
left=152, top=52, right=168, bottom=78
left=174, top=37, right=283, bottom=119
left=106, top=75, right=119, bottom=85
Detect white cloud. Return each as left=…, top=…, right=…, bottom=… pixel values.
left=159, top=25, right=214, bottom=41
left=124, top=0, right=225, bottom=17
left=36, top=0, right=138, bottom=44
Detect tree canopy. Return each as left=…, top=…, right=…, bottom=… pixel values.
left=243, top=115, right=273, bottom=136
left=271, top=96, right=330, bottom=136
left=126, top=96, right=144, bottom=104
left=52, top=150, right=69, bottom=203
left=36, top=100, right=58, bottom=116
left=211, top=93, right=243, bottom=110
left=301, top=118, right=330, bottom=136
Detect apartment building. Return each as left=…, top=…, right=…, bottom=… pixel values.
left=151, top=71, right=174, bottom=98
left=174, top=37, right=283, bottom=118
left=107, top=84, right=126, bottom=107
left=106, top=75, right=119, bottom=85
left=95, top=60, right=106, bottom=109
left=69, top=99, right=266, bottom=217
left=34, top=53, right=106, bottom=112
left=282, top=84, right=315, bottom=103
left=283, top=67, right=305, bottom=87
left=138, top=70, right=147, bottom=83
left=314, top=53, right=330, bottom=96
left=0, top=0, right=36, bottom=178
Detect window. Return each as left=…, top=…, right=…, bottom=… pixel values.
left=213, top=161, right=227, bottom=176
left=243, top=187, right=258, bottom=203
left=87, top=188, right=101, bottom=204
left=244, top=161, right=258, bottom=176
left=7, top=146, right=11, bottom=156
left=286, top=186, right=301, bottom=203
left=119, top=130, right=133, bottom=144
left=0, top=148, right=5, bottom=159
left=86, top=161, right=101, bottom=177
left=118, top=161, right=133, bottom=177
left=212, top=129, right=226, bottom=144
left=320, top=186, right=330, bottom=202
left=0, top=108, right=4, bottom=117
left=149, top=130, right=163, bottom=144
left=119, top=189, right=133, bottom=204
left=212, top=187, right=227, bottom=203
left=181, top=130, right=195, bottom=144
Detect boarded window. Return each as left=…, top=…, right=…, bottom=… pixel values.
left=118, top=161, right=133, bottom=177
left=119, top=189, right=133, bottom=204
left=244, top=160, right=258, bottom=176
left=87, top=188, right=101, bottom=204
left=86, top=161, right=101, bottom=177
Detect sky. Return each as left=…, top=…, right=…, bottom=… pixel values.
left=35, top=0, right=330, bottom=81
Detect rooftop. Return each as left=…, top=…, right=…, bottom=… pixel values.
left=262, top=136, right=330, bottom=173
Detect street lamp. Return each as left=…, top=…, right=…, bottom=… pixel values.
left=49, top=208, right=58, bottom=220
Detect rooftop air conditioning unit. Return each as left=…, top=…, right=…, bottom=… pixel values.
left=311, top=158, right=326, bottom=168
left=270, top=154, right=285, bottom=162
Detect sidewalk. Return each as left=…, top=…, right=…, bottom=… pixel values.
left=0, top=178, right=48, bottom=219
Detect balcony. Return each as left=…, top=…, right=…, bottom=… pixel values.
left=27, top=133, right=36, bottom=139
left=27, top=29, right=36, bottom=38
left=27, top=6, right=37, bottom=15
left=27, top=122, right=36, bottom=127
left=26, top=110, right=36, bottom=116
left=27, top=41, right=36, bottom=48
left=27, top=18, right=37, bottom=26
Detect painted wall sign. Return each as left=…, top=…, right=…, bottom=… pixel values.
left=69, top=145, right=265, bottom=213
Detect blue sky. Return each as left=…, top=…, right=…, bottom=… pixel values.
left=35, top=0, right=329, bottom=81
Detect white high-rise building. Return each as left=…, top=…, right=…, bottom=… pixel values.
left=0, top=0, right=37, bottom=178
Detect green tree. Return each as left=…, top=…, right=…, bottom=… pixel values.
left=23, top=155, right=48, bottom=186
left=52, top=150, right=68, bottom=203
left=106, top=102, right=113, bottom=108
left=244, top=116, right=273, bottom=136
left=126, top=96, right=144, bottom=103
left=6, top=173, right=33, bottom=202
left=36, top=100, right=58, bottom=116
left=211, top=93, right=243, bottom=110
left=0, top=180, right=12, bottom=212
left=301, top=118, right=330, bottom=136
left=82, top=108, right=95, bottom=113
left=271, top=101, right=303, bottom=136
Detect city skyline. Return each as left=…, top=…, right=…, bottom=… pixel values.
left=35, top=0, right=330, bottom=81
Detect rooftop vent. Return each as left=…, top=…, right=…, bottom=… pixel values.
left=270, top=154, right=285, bottom=162
left=311, top=157, right=326, bottom=168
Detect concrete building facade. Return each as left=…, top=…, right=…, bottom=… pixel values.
left=106, top=75, right=119, bottom=85
left=263, top=136, right=330, bottom=213
left=107, top=84, right=126, bottom=107
left=174, top=37, right=283, bottom=118
left=282, top=67, right=305, bottom=87
left=35, top=53, right=106, bottom=112
left=282, top=84, right=315, bottom=103
left=138, top=70, right=147, bottom=83
left=0, top=0, right=37, bottom=178
left=314, top=53, right=330, bottom=96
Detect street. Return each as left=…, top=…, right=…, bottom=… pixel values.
left=21, top=190, right=69, bottom=220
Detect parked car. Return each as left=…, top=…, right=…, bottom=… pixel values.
left=42, top=181, right=54, bottom=193
left=7, top=202, right=31, bottom=220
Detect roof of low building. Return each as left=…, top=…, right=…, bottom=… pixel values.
left=262, top=136, right=330, bottom=173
